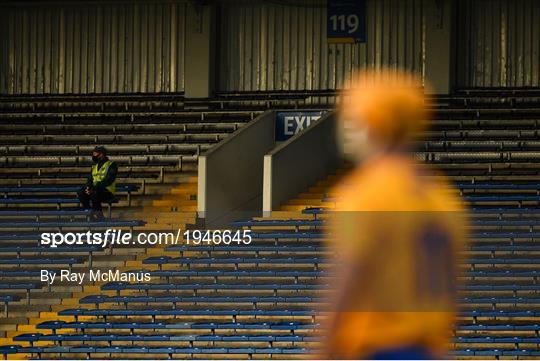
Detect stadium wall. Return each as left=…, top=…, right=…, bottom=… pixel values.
left=2, top=0, right=540, bottom=95
left=455, top=0, right=540, bottom=88
left=217, top=0, right=425, bottom=92
left=0, top=1, right=186, bottom=94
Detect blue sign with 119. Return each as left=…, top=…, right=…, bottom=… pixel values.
left=327, top=0, right=366, bottom=43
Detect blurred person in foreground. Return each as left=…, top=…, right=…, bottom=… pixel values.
left=322, top=69, right=468, bottom=360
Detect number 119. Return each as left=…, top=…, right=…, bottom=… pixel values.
left=329, top=14, right=359, bottom=34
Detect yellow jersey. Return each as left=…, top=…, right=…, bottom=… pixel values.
left=323, top=153, right=468, bottom=359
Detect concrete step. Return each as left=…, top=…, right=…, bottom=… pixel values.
left=128, top=209, right=197, bottom=217
left=254, top=212, right=314, bottom=220
left=162, top=170, right=198, bottom=182
left=0, top=311, right=39, bottom=319
left=297, top=192, right=325, bottom=199
left=0, top=324, right=17, bottom=331
left=169, top=187, right=197, bottom=194
left=28, top=315, right=71, bottom=324
left=287, top=199, right=326, bottom=206
left=0, top=170, right=201, bottom=350
left=14, top=324, right=39, bottom=333
left=143, top=215, right=196, bottom=224
left=136, top=223, right=189, bottom=231
left=307, top=186, right=331, bottom=192
left=152, top=199, right=197, bottom=207
left=0, top=318, right=27, bottom=326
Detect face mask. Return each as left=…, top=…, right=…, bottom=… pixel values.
left=92, top=155, right=100, bottom=163
left=338, top=117, right=371, bottom=163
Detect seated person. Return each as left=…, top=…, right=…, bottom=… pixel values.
left=77, top=146, right=117, bottom=220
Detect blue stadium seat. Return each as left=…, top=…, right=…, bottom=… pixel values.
left=101, top=281, right=321, bottom=292
left=79, top=295, right=317, bottom=305
left=302, top=207, right=326, bottom=215
left=466, top=270, right=540, bottom=278
left=457, top=183, right=540, bottom=190
left=322, top=195, right=540, bottom=203
left=472, top=219, right=540, bottom=226
left=461, top=310, right=539, bottom=318
left=0, top=233, right=46, bottom=241
left=0, top=209, right=91, bottom=217
left=251, top=232, right=324, bottom=239
left=472, top=207, right=540, bottom=214
left=143, top=256, right=323, bottom=266
left=0, top=246, right=100, bottom=254
left=0, top=220, right=144, bottom=228
left=459, top=324, right=540, bottom=331
left=0, top=270, right=54, bottom=278
left=165, top=245, right=322, bottom=253
left=472, top=232, right=540, bottom=239
left=0, top=295, right=20, bottom=317
left=470, top=257, right=540, bottom=264
left=462, top=297, right=540, bottom=304
left=58, top=308, right=315, bottom=318
left=466, top=195, right=540, bottom=202
left=0, top=295, right=20, bottom=303
left=0, top=345, right=308, bottom=355
left=463, top=284, right=540, bottom=291
left=124, top=269, right=325, bottom=278
left=38, top=320, right=316, bottom=331
left=0, top=283, right=40, bottom=290
left=0, top=185, right=138, bottom=193
left=231, top=219, right=323, bottom=228
left=456, top=336, right=540, bottom=344
left=470, top=245, right=540, bottom=252
left=0, top=257, right=80, bottom=265
left=0, top=198, right=81, bottom=204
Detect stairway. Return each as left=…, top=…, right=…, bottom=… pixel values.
left=0, top=176, right=198, bottom=358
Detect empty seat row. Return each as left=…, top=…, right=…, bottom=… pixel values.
left=1, top=154, right=198, bottom=167
left=0, top=345, right=310, bottom=356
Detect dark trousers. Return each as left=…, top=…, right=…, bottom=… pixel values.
left=77, top=186, right=114, bottom=211
left=367, top=346, right=433, bottom=360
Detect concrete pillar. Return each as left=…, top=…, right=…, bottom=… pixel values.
left=424, top=0, right=454, bottom=95
left=184, top=2, right=216, bottom=99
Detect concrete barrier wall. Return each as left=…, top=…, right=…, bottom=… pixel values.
left=263, top=112, right=342, bottom=213
left=198, top=111, right=276, bottom=226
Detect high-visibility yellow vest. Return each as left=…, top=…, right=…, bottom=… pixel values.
left=92, top=160, right=116, bottom=194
